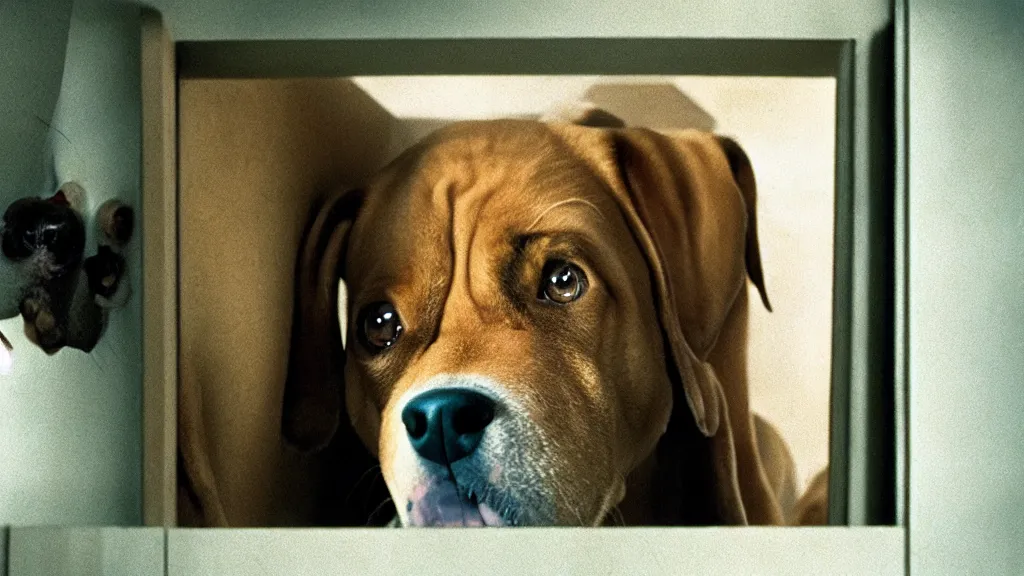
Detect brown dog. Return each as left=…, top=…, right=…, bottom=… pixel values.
left=273, top=115, right=793, bottom=527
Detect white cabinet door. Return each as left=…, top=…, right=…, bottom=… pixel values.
left=7, top=528, right=163, bottom=576
left=908, top=0, right=1024, bottom=573
left=167, top=528, right=904, bottom=576
left=0, top=0, right=144, bottom=527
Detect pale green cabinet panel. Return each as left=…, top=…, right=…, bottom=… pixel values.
left=166, top=528, right=905, bottom=576
left=0, top=0, right=143, bottom=526
left=7, top=528, right=163, bottom=576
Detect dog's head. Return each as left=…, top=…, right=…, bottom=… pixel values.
left=0, top=183, right=133, bottom=355
left=283, top=118, right=769, bottom=527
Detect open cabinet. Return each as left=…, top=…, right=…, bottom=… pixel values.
left=2, top=0, right=920, bottom=573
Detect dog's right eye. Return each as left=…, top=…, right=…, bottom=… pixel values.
left=357, top=301, right=404, bottom=353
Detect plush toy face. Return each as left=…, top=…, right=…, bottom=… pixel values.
left=0, top=183, right=133, bottom=356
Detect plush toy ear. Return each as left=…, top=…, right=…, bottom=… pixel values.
left=282, top=187, right=364, bottom=452
left=603, top=127, right=761, bottom=437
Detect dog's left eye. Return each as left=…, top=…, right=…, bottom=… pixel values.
left=538, top=260, right=587, bottom=304
left=357, top=301, right=404, bottom=353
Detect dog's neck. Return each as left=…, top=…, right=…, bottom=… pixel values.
left=612, top=451, right=660, bottom=526
left=612, top=413, right=726, bottom=526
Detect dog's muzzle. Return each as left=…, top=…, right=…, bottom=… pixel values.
left=399, top=387, right=507, bottom=527
left=387, top=376, right=556, bottom=527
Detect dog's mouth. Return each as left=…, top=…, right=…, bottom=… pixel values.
left=403, top=479, right=517, bottom=527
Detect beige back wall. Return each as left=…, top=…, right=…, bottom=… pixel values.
left=178, top=76, right=835, bottom=526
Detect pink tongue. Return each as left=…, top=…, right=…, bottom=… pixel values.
left=408, top=482, right=491, bottom=527
left=478, top=502, right=503, bottom=526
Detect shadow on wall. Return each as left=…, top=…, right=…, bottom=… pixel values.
left=583, top=82, right=717, bottom=132
left=176, top=77, right=399, bottom=527
left=387, top=82, right=716, bottom=160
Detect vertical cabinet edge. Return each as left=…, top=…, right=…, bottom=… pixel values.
left=140, top=8, right=178, bottom=528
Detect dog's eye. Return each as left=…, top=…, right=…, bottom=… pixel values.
left=358, top=301, right=404, bottom=352
left=538, top=260, right=587, bottom=304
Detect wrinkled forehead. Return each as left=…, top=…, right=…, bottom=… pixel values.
left=345, top=126, right=619, bottom=289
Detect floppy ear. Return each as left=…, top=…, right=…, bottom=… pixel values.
left=715, top=135, right=771, bottom=312
left=604, top=127, right=763, bottom=437
left=282, top=187, right=364, bottom=452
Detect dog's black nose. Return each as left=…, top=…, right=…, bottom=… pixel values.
left=402, top=388, right=496, bottom=465
left=1, top=198, right=85, bottom=268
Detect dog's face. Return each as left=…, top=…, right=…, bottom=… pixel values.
left=344, top=124, right=673, bottom=526
left=285, top=119, right=765, bottom=527
left=0, top=185, right=132, bottom=354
